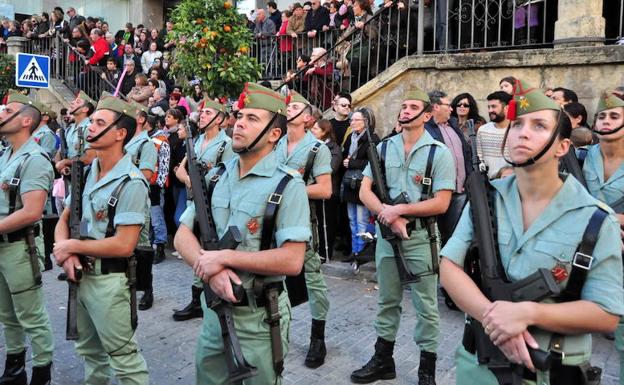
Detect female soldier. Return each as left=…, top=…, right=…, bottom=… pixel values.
left=440, top=80, right=623, bottom=385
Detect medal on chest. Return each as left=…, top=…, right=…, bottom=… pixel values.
left=413, top=174, right=423, bottom=184
left=551, top=262, right=569, bottom=284
left=95, top=209, right=107, bottom=221
left=0, top=181, right=8, bottom=191
left=204, top=161, right=213, bottom=170
left=298, top=167, right=305, bottom=175
left=246, top=218, right=259, bottom=235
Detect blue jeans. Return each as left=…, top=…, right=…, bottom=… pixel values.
left=173, top=186, right=187, bottom=228
left=150, top=188, right=168, bottom=245
left=347, top=202, right=371, bottom=254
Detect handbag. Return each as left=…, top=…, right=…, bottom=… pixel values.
left=341, top=168, right=364, bottom=196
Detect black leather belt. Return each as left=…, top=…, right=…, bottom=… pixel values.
left=100, top=258, right=128, bottom=274
left=0, top=224, right=41, bottom=243
left=233, top=282, right=284, bottom=308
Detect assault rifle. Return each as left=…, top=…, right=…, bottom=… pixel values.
left=65, top=157, right=85, bottom=340
left=464, top=120, right=559, bottom=385
left=184, top=122, right=257, bottom=382
left=365, top=129, right=419, bottom=284
left=58, top=121, right=70, bottom=198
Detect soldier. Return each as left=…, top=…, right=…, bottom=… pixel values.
left=33, top=106, right=59, bottom=159
left=0, top=92, right=55, bottom=385
left=174, top=83, right=311, bottom=384
left=352, top=88, right=455, bottom=384
left=276, top=91, right=332, bottom=368
left=440, top=80, right=623, bottom=384
left=582, top=91, right=624, bottom=384
left=126, top=101, right=158, bottom=311
left=172, top=98, right=235, bottom=322
left=53, top=97, right=150, bottom=385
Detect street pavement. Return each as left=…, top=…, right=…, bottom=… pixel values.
left=0, top=252, right=620, bottom=384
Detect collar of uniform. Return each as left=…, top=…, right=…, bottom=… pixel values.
left=86, top=154, right=136, bottom=194
left=492, top=173, right=597, bottom=245
left=390, top=129, right=438, bottom=162
left=278, top=130, right=317, bottom=161
left=78, top=117, right=91, bottom=128
left=7, top=137, right=41, bottom=161
left=198, top=128, right=227, bottom=149
left=230, top=150, right=279, bottom=179
left=34, top=124, right=50, bottom=136
left=124, top=130, right=149, bottom=150
left=586, top=143, right=624, bottom=185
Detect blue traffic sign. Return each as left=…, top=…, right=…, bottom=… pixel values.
left=15, top=53, right=50, bottom=88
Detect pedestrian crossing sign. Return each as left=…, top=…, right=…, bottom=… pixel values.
left=15, top=53, right=50, bottom=88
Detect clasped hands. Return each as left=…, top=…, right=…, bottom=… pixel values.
left=53, top=239, right=83, bottom=282
left=193, top=249, right=241, bottom=303
left=481, top=301, right=539, bottom=372
left=376, top=203, right=409, bottom=239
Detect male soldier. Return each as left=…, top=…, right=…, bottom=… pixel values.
left=172, top=98, right=235, bottom=322
left=582, top=91, right=624, bottom=384
left=125, top=101, right=158, bottom=311
left=33, top=107, right=59, bottom=159
left=174, top=83, right=310, bottom=384
left=53, top=97, right=150, bottom=385
left=0, top=93, right=55, bottom=385
left=276, top=90, right=332, bottom=368
left=352, top=88, right=455, bottom=384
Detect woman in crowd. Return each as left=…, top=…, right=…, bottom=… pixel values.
left=142, top=42, right=163, bottom=74
left=149, top=68, right=168, bottom=94
left=342, top=107, right=379, bottom=260
left=451, top=92, right=486, bottom=140
left=163, top=108, right=187, bottom=231
left=186, top=83, right=204, bottom=113
left=311, top=118, right=343, bottom=261
left=150, top=28, right=164, bottom=51
left=499, top=76, right=516, bottom=95
left=134, top=30, right=150, bottom=55
left=127, top=73, right=153, bottom=106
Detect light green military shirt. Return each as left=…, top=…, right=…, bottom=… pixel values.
left=124, top=130, right=158, bottom=173
left=442, top=175, right=624, bottom=365
left=32, top=125, right=58, bottom=159
left=65, top=117, right=91, bottom=159
left=180, top=151, right=311, bottom=287
left=0, top=138, right=54, bottom=224
left=583, top=144, right=624, bottom=211
left=194, top=129, right=235, bottom=170
left=275, top=130, right=332, bottom=185
left=363, top=131, right=456, bottom=260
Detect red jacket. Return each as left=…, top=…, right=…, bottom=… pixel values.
left=88, top=37, right=110, bottom=65
left=277, top=20, right=292, bottom=53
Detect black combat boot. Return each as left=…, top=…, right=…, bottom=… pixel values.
left=29, top=363, right=51, bottom=385
left=153, top=244, right=165, bottom=265
left=350, top=337, right=395, bottom=383
left=0, top=350, right=27, bottom=385
left=173, top=286, right=204, bottom=321
left=138, top=289, right=153, bottom=311
left=304, top=319, right=327, bottom=368
left=418, top=351, right=437, bottom=385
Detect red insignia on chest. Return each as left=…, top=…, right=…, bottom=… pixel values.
left=298, top=167, right=305, bottom=175
left=247, top=218, right=259, bottom=234
left=413, top=174, right=423, bottom=184
left=0, top=182, right=8, bottom=191
left=551, top=263, right=569, bottom=284
left=205, top=162, right=213, bottom=170
left=95, top=210, right=107, bottom=221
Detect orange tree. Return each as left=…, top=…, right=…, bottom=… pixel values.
left=0, top=55, right=16, bottom=99
left=168, top=0, right=262, bottom=99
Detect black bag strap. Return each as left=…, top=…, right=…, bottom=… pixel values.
left=380, top=139, right=389, bottom=188
left=215, top=140, right=227, bottom=165
left=133, top=138, right=149, bottom=167
left=302, top=141, right=322, bottom=184
left=558, top=207, right=609, bottom=302
left=104, top=176, right=131, bottom=238
left=421, top=145, right=437, bottom=201
left=8, top=153, right=32, bottom=215
left=260, top=174, right=294, bottom=251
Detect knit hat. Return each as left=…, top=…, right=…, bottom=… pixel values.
left=237, top=82, right=287, bottom=116
left=507, top=79, right=560, bottom=120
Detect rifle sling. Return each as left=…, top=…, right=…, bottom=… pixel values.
left=302, top=141, right=322, bottom=184
left=420, top=146, right=439, bottom=274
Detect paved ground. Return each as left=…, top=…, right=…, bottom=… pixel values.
left=0, top=253, right=620, bottom=384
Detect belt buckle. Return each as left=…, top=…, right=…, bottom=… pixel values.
left=550, top=342, right=565, bottom=361
left=85, top=256, right=96, bottom=272
left=268, top=193, right=282, bottom=205
left=572, top=252, right=593, bottom=270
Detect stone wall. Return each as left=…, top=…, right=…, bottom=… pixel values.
left=352, top=46, right=624, bottom=137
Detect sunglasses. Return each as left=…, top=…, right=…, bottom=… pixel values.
left=456, top=103, right=470, bottom=108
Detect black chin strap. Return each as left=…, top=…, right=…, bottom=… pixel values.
left=502, top=110, right=562, bottom=168
left=287, top=104, right=310, bottom=123
left=233, top=112, right=279, bottom=154
left=397, top=103, right=429, bottom=124
left=85, top=113, right=123, bottom=143
left=0, top=105, right=29, bottom=131
left=591, top=121, right=624, bottom=136
left=199, top=112, right=225, bottom=132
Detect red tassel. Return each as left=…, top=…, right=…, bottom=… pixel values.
left=237, top=92, right=246, bottom=109
left=284, top=93, right=292, bottom=105
left=1, top=93, right=7, bottom=105
left=198, top=100, right=205, bottom=110
left=507, top=99, right=517, bottom=120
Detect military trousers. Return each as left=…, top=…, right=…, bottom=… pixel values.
left=373, top=242, right=439, bottom=352
left=304, top=248, right=330, bottom=321
left=196, top=290, right=291, bottom=385
left=75, top=272, right=148, bottom=385
left=0, top=237, right=53, bottom=366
